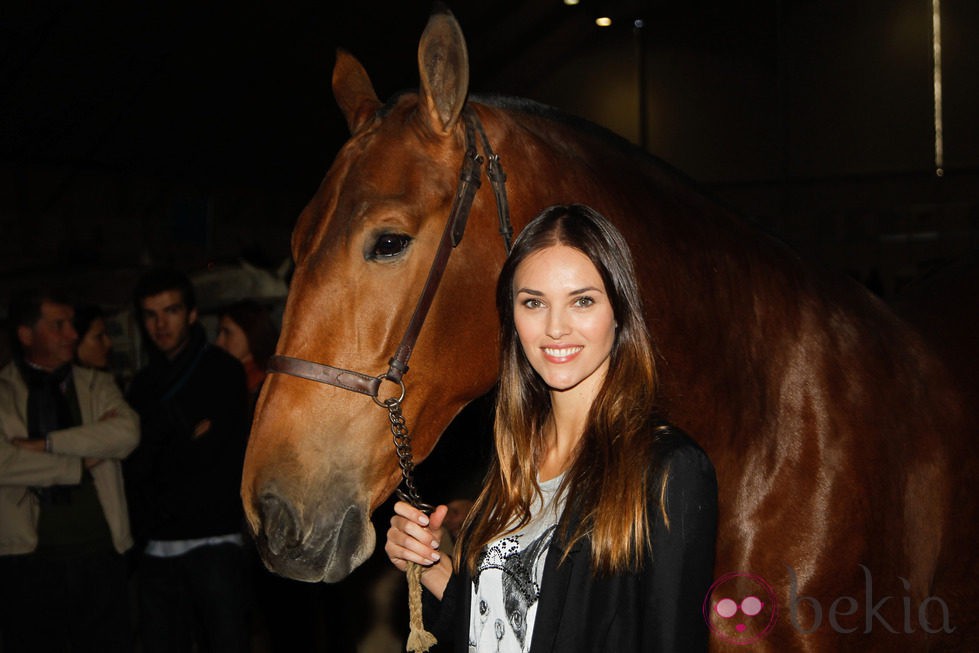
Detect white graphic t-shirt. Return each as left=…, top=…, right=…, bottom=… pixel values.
left=469, top=474, right=567, bottom=652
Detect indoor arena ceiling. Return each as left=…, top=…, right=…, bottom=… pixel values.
left=1, top=1, right=767, bottom=191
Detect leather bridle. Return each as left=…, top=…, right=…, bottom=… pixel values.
left=267, top=106, right=512, bottom=510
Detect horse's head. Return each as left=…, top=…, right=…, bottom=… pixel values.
left=242, top=9, right=504, bottom=581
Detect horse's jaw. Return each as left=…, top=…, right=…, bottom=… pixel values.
left=249, top=483, right=375, bottom=583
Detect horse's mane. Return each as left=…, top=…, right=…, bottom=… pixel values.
left=473, top=93, right=694, bottom=183
left=380, top=89, right=695, bottom=186
left=376, top=88, right=813, bottom=293
left=471, top=93, right=799, bottom=249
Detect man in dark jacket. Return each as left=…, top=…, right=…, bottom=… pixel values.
left=125, top=268, right=250, bottom=653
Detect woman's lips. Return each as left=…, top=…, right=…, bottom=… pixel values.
left=542, top=345, right=583, bottom=363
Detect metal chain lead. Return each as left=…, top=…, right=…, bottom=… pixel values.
left=385, top=398, right=433, bottom=514
left=385, top=395, right=438, bottom=653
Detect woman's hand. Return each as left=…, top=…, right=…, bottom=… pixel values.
left=385, top=501, right=453, bottom=599
left=386, top=501, right=447, bottom=571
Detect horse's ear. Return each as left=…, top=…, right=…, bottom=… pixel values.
left=333, top=48, right=382, bottom=134
left=417, top=7, right=469, bottom=136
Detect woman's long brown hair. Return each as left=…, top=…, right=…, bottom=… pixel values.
left=457, top=204, right=666, bottom=575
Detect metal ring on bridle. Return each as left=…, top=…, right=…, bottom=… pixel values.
left=372, top=375, right=406, bottom=407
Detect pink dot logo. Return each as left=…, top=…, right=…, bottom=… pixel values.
left=703, top=572, right=778, bottom=645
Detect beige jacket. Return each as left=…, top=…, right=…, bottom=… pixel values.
left=0, top=362, right=139, bottom=555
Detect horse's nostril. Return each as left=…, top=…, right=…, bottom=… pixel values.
left=258, top=493, right=302, bottom=555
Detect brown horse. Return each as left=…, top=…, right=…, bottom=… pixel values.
left=241, top=9, right=977, bottom=650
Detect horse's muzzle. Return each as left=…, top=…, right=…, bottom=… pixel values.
left=251, top=490, right=374, bottom=583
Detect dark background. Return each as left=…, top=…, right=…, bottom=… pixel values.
left=2, top=0, right=977, bottom=314
left=4, top=4, right=975, bottom=649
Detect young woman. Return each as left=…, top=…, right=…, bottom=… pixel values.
left=215, top=299, right=323, bottom=651
left=214, top=299, right=278, bottom=404
left=385, top=204, right=718, bottom=652
left=73, top=304, right=113, bottom=370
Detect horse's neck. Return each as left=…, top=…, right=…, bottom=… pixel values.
left=490, top=106, right=919, bottom=423
left=493, top=106, right=812, bottom=315
left=485, top=105, right=897, bottom=336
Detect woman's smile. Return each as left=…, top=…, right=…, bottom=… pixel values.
left=541, top=345, right=584, bottom=362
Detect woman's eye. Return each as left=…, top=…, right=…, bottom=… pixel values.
left=521, top=298, right=543, bottom=309
left=574, top=296, right=595, bottom=307
left=370, top=233, right=411, bottom=259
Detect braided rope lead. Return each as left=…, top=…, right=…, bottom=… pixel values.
left=406, top=561, right=438, bottom=652
left=385, top=398, right=437, bottom=653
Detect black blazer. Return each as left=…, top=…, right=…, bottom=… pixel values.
left=426, top=428, right=718, bottom=652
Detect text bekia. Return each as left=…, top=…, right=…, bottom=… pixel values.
left=788, top=565, right=954, bottom=635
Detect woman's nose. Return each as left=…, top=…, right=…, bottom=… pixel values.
left=546, top=309, right=570, bottom=339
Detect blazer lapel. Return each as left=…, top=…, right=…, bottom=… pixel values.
left=529, top=503, right=586, bottom=653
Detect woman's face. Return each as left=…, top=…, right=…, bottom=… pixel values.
left=76, top=317, right=112, bottom=369
left=215, top=315, right=251, bottom=363
left=512, top=245, right=616, bottom=400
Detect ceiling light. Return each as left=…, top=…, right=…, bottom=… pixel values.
left=596, top=16, right=612, bottom=27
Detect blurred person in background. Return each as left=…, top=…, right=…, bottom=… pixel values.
left=215, top=299, right=321, bottom=652
left=214, top=299, right=277, bottom=406
left=125, top=268, right=250, bottom=653
left=73, top=304, right=113, bottom=371
left=0, top=288, right=139, bottom=653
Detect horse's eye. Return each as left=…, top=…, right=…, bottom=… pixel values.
left=370, top=233, right=411, bottom=259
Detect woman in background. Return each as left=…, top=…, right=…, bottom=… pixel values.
left=216, top=299, right=321, bottom=651
left=74, top=304, right=114, bottom=370
left=215, top=299, right=277, bottom=404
